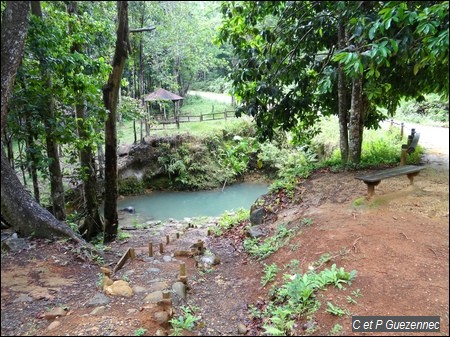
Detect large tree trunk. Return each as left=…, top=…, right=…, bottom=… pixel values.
left=337, top=19, right=349, bottom=164
left=68, top=1, right=103, bottom=241
left=25, top=127, right=40, bottom=203
left=348, top=75, right=365, bottom=164
left=1, top=1, right=87, bottom=246
left=31, top=2, right=66, bottom=220
left=75, top=101, right=103, bottom=240
left=103, top=1, right=130, bottom=243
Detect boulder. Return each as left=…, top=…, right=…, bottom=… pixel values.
left=250, top=207, right=265, bottom=226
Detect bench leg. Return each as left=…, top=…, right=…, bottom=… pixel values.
left=366, top=181, right=381, bottom=199
left=406, top=172, right=420, bottom=185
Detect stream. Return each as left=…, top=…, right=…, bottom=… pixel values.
left=117, top=182, right=268, bottom=221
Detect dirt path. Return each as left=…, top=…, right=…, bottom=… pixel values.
left=1, top=122, right=448, bottom=336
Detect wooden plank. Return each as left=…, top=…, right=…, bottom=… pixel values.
left=355, top=165, right=425, bottom=183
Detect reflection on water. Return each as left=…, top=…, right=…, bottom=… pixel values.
left=117, top=183, right=268, bottom=221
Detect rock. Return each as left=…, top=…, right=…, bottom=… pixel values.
left=155, top=329, right=168, bottom=336
left=250, top=207, right=265, bottom=226
left=154, top=311, right=170, bottom=325
left=302, top=320, right=318, bottom=331
left=104, top=280, right=134, bottom=297
left=147, top=267, right=161, bottom=274
left=172, top=282, right=186, bottom=300
left=237, top=323, right=247, bottom=334
left=144, top=291, right=163, bottom=304
left=89, top=306, right=106, bottom=316
left=247, top=225, right=264, bottom=238
left=86, top=293, right=110, bottom=307
left=1, top=238, right=29, bottom=252
left=102, top=276, right=114, bottom=290
left=44, top=307, right=67, bottom=320
left=120, top=206, right=135, bottom=213
left=127, top=308, right=138, bottom=315
left=162, top=255, right=172, bottom=262
left=146, top=220, right=162, bottom=226
left=132, top=286, right=148, bottom=294
left=198, top=254, right=220, bottom=267
left=148, top=281, right=169, bottom=292
left=47, top=320, right=61, bottom=331
left=13, top=294, right=33, bottom=303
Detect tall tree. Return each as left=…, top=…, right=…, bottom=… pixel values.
left=1, top=1, right=87, bottom=245
left=67, top=1, right=104, bottom=241
left=103, top=1, right=131, bottom=243
left=217, top=1, right=448, bottom=164
left=30, top=1, right=66, bottom=220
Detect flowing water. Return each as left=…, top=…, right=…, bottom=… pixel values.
left=117, top=182, right=268, bottom=221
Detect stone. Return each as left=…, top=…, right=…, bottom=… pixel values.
left=104, top=280, right=134, bottom=297
left=1, top=238, right=29, bottom=252
left=198, top=254, right=220, bottom=267
left=89, top=306, right=106, bottom=316
left=148, top=281, right=168, bottom=292
left=144, top=291, right=163, bottom=304
left=237, top=323, right=247, bottom=334
left=132, top=286, right=148, bottom=294
left=247, top=225, right=264, bottom=238
left=86, top=293, right=110, bottom=307
left=155, top=329, right=168, bottom=336
left=171, top=282, right=186, bottom=300
left=250, top=207, right=265, bottom=226
left=47, top=320, right=61, bottom=331
left=13, top=294, right=33, bottom=303
left=162, top=255, right=172, bottom=262
left=44, top=307, right=67, bottom=320
left=154, top=311, right=170, bottom=325
left=127, top=308, right=138, bottom=315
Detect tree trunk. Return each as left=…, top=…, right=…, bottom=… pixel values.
left=31, top=2, right=66, bottom=220
left=75, top=101, right=103, bottom=241
left=97, top=142, right=105, bottom=180
left=337, top=19, right=349, bottom=164
left=68, top=1, right=103, bottom=241
left=1, top=1, right=88, bottom=247
left=3, top=128, right=15, bottom=170
left=348, top=75, right=364, bottom=164
left=103, top=1, right=130, bottom=243
left=25, top=128, right=40, bottom=203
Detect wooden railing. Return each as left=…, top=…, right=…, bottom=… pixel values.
left=151, top=110, right=237, bottom=130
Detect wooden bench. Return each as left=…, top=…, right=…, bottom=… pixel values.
left=356, top=128, right=424, bottom=198
left=355, top=165, right=426, bottom=198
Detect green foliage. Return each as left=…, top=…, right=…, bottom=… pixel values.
left=118, top=177, right=145, bottom=195
left=396, top=94, right=449, bottom=127
left=329, top=323, right=343, bottom=336
left=169, top=306, right=201, bottom=336
left=212, top=208, right=249, bottom=236
left=117, top=231, right=131, bottom=240
left=244, top=224, right=293, bottom=260
left=257, top=141, right=316, bottom=195
left=326, top=302, right=349, bottom=317
left=133, top=328, right=147, bottom=336
left=258, top=263, right=357, bottom=335
left=261, top=263, right=279, bottom=287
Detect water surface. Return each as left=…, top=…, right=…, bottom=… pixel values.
left=117, top=182, right=268, bottom=221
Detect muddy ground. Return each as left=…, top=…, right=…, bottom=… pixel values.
left=1, top=145, right=449, bottom=336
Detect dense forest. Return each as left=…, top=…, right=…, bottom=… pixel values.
left=1, top=1, right=448, bottom=248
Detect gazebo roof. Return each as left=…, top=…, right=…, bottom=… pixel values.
left=144, top=88, right=184, bottom=102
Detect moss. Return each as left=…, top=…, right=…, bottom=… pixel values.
left=118, top=177, right=145, bottom=195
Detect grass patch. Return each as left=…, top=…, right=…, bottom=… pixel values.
left=212, top=208, right=249, bottom=236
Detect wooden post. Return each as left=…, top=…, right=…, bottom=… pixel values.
left=166, top=234, right=170, bottom=245
left=400, top=122, right=404, bottom=139
left=148, top=242, right=153, bottom=257
left=176, top=232, right=180, bottom=239
left=129, top=248, right=136, bottom=259
left=179, top=262, right=187, bottom=284
left=400, top=145, right=408, bottom=166
left=159, top=242, right=164, bottom=254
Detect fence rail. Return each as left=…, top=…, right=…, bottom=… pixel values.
left=151, top=110, right=237, bottom=130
